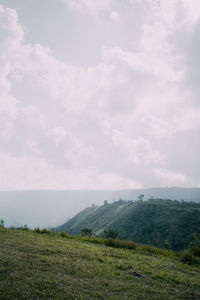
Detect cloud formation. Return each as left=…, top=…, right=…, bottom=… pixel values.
left=0, top=0, right=200, bottom=190
left=60, top=0, right=113, bottom=16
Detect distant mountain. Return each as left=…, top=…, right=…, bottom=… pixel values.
left=56, top=198, right=200, bottom=251
left=0, top=187, right=200, bottom=228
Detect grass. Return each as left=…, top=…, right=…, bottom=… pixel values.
left=0, top=227, right=200, bottom=299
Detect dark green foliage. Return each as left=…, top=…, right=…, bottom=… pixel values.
left=190, top=233, right=200, bottom=257
left=15, top=224, right=30, bottom=231
left=0, top=219, right=4, bottom=227
left=138, top=194, right=144, bottom=201
left=180, top=251, right=200, bottom=265
left=33, top=227, right=52, bottom=234
left=22, top=224, right=30, bottom=231
left=179, top=233, right=200, bottom=265
left=104, top=229, right=119, bottom=239
left=59, top=231, right=72, bottom=238
left=56, top=199, right=200, bottom=251
left=80, top=227, right=93, bottom=236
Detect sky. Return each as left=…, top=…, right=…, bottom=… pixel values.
left=0, top=0, right=200, bottom=190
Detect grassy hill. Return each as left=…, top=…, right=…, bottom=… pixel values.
left=0, top=226, right=200, bottom=299
left=56, top=199, right=200, bottom=251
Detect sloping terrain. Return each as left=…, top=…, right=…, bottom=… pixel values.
left=56, top=199, right=200, bottom=250
left=1, top=187, right=200, bottom=228
left=0, top=227, right=200, bottom=299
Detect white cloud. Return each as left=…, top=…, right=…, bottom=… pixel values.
left=48, top=127, right=67, bottom=144
left=0, top=1, right=200, bottom=190
left=0, top=5, right=22, bottom=140
left=179, top=0, right=200, bottom=26
left=110, top=10, right=120, bottom=22
left=155, top=168, right=187, bottom=186
left=25, top=139, right=39, bottom=154
left=60, top=0, right=113, bottom=16
left=21, top=106, right=45, bottom=127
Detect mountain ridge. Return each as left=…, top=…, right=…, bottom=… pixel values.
left=56, top=198, right=200, bottom=251
left=0, top=187, right=200, bottom=228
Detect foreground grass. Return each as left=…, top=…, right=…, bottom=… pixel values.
left=0, top=228, right=200, bottom=299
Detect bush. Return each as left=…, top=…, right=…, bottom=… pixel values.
left=60, top=231, right=72, bottom=238
left=0, top=220, right=4, bottom=227
left=191, top=246, right=200, bottom=257
left=16, top=225, right=30, bottom=231
left=104, top=229, right=119, bottom=239
left=190, top=233, right=200, bottom=257
left=80, top=236, right=105, bottom=244
left=33, top=227, right=52, bottom=234
left=81, top=227, right=93, bottom=236
left=105, top=238, right=136, bottom=250
left=180, top=251, right=200, bottom=265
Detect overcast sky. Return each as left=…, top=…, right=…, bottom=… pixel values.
left=0, top=0, right=200, bottom=190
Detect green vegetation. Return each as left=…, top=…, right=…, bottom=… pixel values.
left=104, top=229, right=119, bottom=239
left=0, top=219, right=4, bottom=227
left=105, top=238, right=137, bottom=250
left=80, top=227, right=93, bottom=236
left=56, top=199, right=200, bottom=251
left=0, top=226, right=200, bottom=299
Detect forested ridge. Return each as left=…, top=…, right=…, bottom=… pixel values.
left=56, top=199, right=200, bottom=251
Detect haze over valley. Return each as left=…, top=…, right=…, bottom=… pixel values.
left=1, top=187, right=200, bottom=228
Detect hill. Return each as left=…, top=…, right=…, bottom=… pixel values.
left=0, top=187, right=200, bottom=228
left=0, top=226, right=200, bottom=299
left=56, top=199, right=200, bottom=251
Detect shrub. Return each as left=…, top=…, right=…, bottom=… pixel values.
left=180, top=251, right=200, bottom=265
left=80, top=236, right=105, bottom=244
left=0, top=219, right=4, bottom=227
left=60, top=231, right=72, bottom=238
left=190, top=233, right=200, bottom=257
left=81, top=227, right=93, bottom=236
left=104, top=229, right=119, bottom=239
left=105, top=238, right=137, bottom=250
left=191, top=247, right=200, bottom=257
left=60, top=231, right=67, bottom=237
left=17, top=225, right=30, bottom=231
left=33, top=227, right=52, bottom=234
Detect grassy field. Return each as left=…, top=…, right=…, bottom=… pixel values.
left=0, top=227, right=200, bottom=299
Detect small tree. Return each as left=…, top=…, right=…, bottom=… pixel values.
left=81, top=227, right=93, bottom=236
left=138, top=194, right=144, bottom=201
left=104, top=229, right=119, bottom=239
left=190, top=233, right=200, bottom=257
left=0, top=220, right=4, bottom=227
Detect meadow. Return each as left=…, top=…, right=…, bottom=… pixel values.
left=0, top=226, right=200, bottom=299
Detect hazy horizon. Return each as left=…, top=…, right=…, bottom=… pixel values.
left=1, top=187, right=200, bottom=228
left=0, top=186, right=200, bottom=192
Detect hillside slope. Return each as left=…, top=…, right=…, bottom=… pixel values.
left=1, top=187, right=200, bottom=228
left=56, top=199, right=200, bottom=251
left=0, top=227, right=200, bottom=299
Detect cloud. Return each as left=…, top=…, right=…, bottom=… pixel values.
left=0, top=5, right=22, bottom=140
left=155, top=168, right=187, bottom=186
left=60, top=0, right=113, bottom=16
left=48, top=127, right=67, bottom=144
left=110, top=10, right=120, bottom=22
left=0, top=1, right=200, bottom=190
